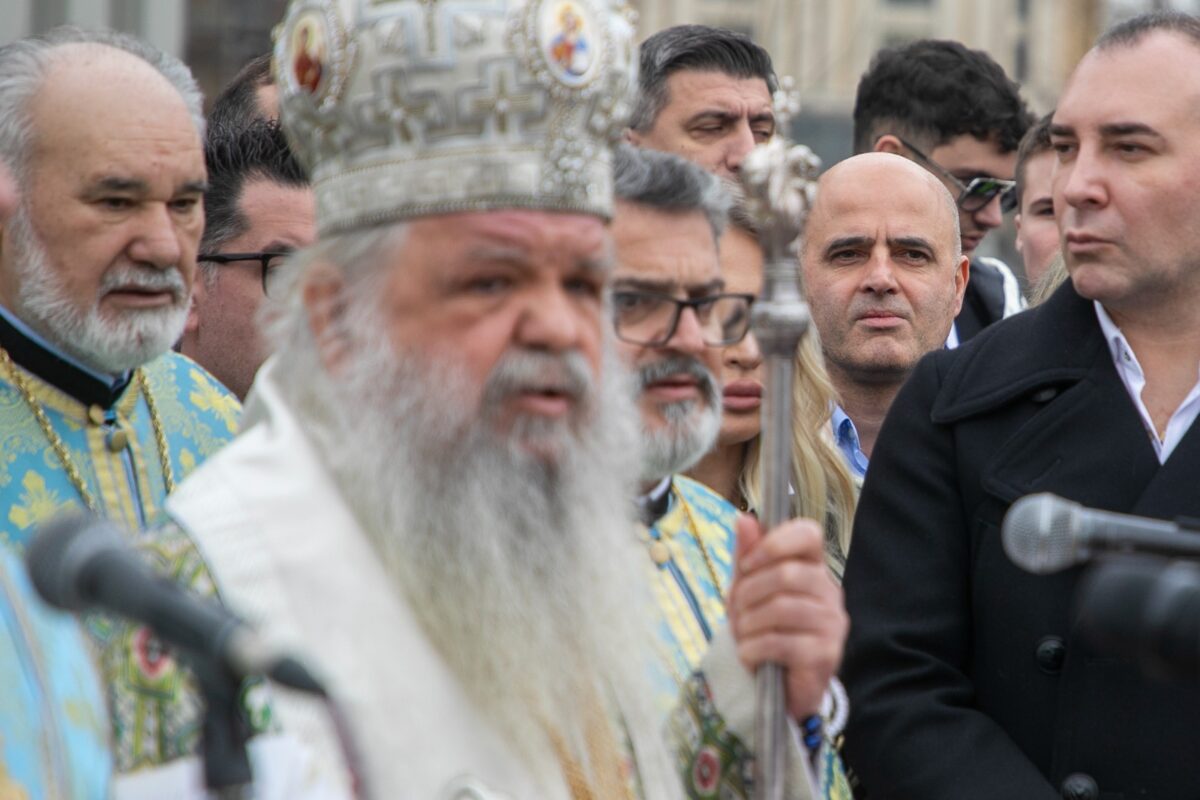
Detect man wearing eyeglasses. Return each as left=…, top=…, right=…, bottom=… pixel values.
left=181, top=119, right=314, bottom=400
left=610, top=145, right=849, bottom=798
left=854, top=38, right=1033, bottom=345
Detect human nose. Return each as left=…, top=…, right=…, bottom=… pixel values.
left=1058, top=145, right=1108, bottom=212
left=127, top=204, right=184, bottom=269
left=666, top=303, right=709, bottom=356
left=725, top=329, right=762, bottom=371
left=859, top=251, right=899, bottom=295
left=515, top=284, right=587, bottom=352
left=724, top=123, right=759, bottom=175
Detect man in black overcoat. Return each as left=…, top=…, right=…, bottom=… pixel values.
left=841, top=12, right=1200, bottom=800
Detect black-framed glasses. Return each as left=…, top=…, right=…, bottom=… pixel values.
left=612, top=290, right=755, bottom=347
left=897, top=137, right=1018, bottom=213
left=197, top=251, right=291, bottom=297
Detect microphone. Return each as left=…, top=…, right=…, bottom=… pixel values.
left=1001, top=493, right=1200, bottom=575
left=1077, top=556, right=1200, bottom=682
left=26, top=512, right=323, bottom=694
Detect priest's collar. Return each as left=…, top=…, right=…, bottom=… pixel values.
left=637, top=476, right=673, bottom=528
left=0, top=305, right=132, bottom=408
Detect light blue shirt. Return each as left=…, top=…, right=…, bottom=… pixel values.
left=832, top=405, right=869, bottom=478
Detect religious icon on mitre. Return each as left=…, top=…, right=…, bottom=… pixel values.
left=539, top=0, right=598, bottom=87
left=289, top=10, right=328, bottom=96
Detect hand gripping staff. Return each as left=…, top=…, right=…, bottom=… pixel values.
left=738, top=80, right=822, bottom=800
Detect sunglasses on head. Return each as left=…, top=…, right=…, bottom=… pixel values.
left=897, top=137, right=1018, bottom=214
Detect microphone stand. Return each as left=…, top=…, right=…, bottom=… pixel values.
left=190, top=655, right=255, bottom=799
left=738, top=80, right=822, bottom=800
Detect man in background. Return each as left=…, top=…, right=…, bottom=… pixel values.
left=627, top=24, right=777, bottom=181
left=1014, top=112, right=1060, bottom=289
left=0, top=26, right=244, bottom=774
left=802, top=153, right=967, bottom=473
left=181, top=120, right=314, bottom=399
left=842, top=13, right=1200, bottom=798
left=854, top=38, right=1031, bottom=344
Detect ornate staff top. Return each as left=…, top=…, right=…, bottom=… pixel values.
left=739, top=77, right=822, bottom=267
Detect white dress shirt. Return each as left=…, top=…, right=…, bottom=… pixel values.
left=1094, top=301, right=1200, bottom=463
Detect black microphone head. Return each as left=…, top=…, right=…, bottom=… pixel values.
left=26, top=512, right=123, bottom=611
left=1002, top=493, right=1083, bottom=574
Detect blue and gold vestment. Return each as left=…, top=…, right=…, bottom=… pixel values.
left=0, top=548, right=111, bottom=799
left=643, top=475, right=852, bottom=800
left=0, top=311, right=245, bottom=772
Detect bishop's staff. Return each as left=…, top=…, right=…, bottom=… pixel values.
left=738, top=81, right=822, bottom=800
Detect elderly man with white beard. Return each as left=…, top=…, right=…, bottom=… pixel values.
left=610, top=144, right=849, bottom=799
left=0, top=27, right=246, bottom=775
left=156, top=1, right=846, bottom=797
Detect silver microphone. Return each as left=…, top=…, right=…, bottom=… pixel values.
left=1001, top=493, right=1200, bottom=574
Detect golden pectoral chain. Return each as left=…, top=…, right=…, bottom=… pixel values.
left=0, top=346, right=175, bottom=512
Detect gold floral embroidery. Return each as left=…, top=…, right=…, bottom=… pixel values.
left=187, top=370, right=239, bottom=434
left=8, top=471, right=70, bottom=531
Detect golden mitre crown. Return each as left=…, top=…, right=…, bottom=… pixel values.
left=273, top=0, right=638, bottom=237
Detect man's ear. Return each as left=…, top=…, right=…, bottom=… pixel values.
left=952, top=254, right=970, bottom=316
left=624, top=127, right=641, bottom=146
left=302, top=262, right=351, bottom=374
left=873, top=134, right=905, bottom=155
left=180, top=279, right=203, bottom=349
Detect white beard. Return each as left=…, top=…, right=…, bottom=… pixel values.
left=6, top=204, right=189, bottom=373
left=296, top=321, right=665, bottom=784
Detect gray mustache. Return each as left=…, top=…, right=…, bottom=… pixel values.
left=637, top=355, right=718, bottom=400
left=100, top=266, right=186, bottom=299
left=483, top=350, right=594, bottom=404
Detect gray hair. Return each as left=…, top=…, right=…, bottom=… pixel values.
left=630, top=24, right=778, bottom=134
left=261, top=223, right=408, bottom=392
left=0, top=26, right=204, bottom=186
left=613, top=144, right=731, bottom=241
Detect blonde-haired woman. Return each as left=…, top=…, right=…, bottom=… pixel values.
left=686, top=213, right=858, bottom=580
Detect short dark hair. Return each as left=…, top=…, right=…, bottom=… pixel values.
left=201, top=120, right=308, bottom=265
left=852, top=39, right=1033, bottom=155
left=207, top=54, right=274, bottom=130
left=613, top=143, right=730, bottom=241
left=630, top=25, right=777, bottom=133
left=1097, top=10, right=1200, bottom=51
left=1014, top=111, right=1054, bottom=207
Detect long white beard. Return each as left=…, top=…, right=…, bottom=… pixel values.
left=5, top=204, right=189, bottom=373
left=300, top=325, right=667, bottom=784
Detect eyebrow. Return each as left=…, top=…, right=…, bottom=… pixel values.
left=1049, top=122, right=1163, bottom=141
left=465, top=245, right=611, bottom=277
left=613, top=276, right=725, bottom=296
left=83, top=176, right=209, bottom=198
left=84, top=176, right=148, bottom=198
left=1099, top=122, right=1162, bottom=140
left=686, top=109, right=776, bottom=128
left=823, top=235, right=936, bottom=255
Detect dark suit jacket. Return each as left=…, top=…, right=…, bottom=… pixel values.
left=841, top=281, right=1200, bottom=800
left=955, top=258, right=1009, bottom=342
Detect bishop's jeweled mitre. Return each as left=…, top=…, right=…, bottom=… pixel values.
left=273, top=0, right=638, bottom=236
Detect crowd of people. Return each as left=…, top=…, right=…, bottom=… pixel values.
left=1, top=1, right=1198, bottom=798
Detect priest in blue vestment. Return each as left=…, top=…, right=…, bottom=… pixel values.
left=0, top=27, right=250, bottom=779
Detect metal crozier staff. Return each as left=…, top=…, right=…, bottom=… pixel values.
left=738, top=83, right=822, bottom=800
